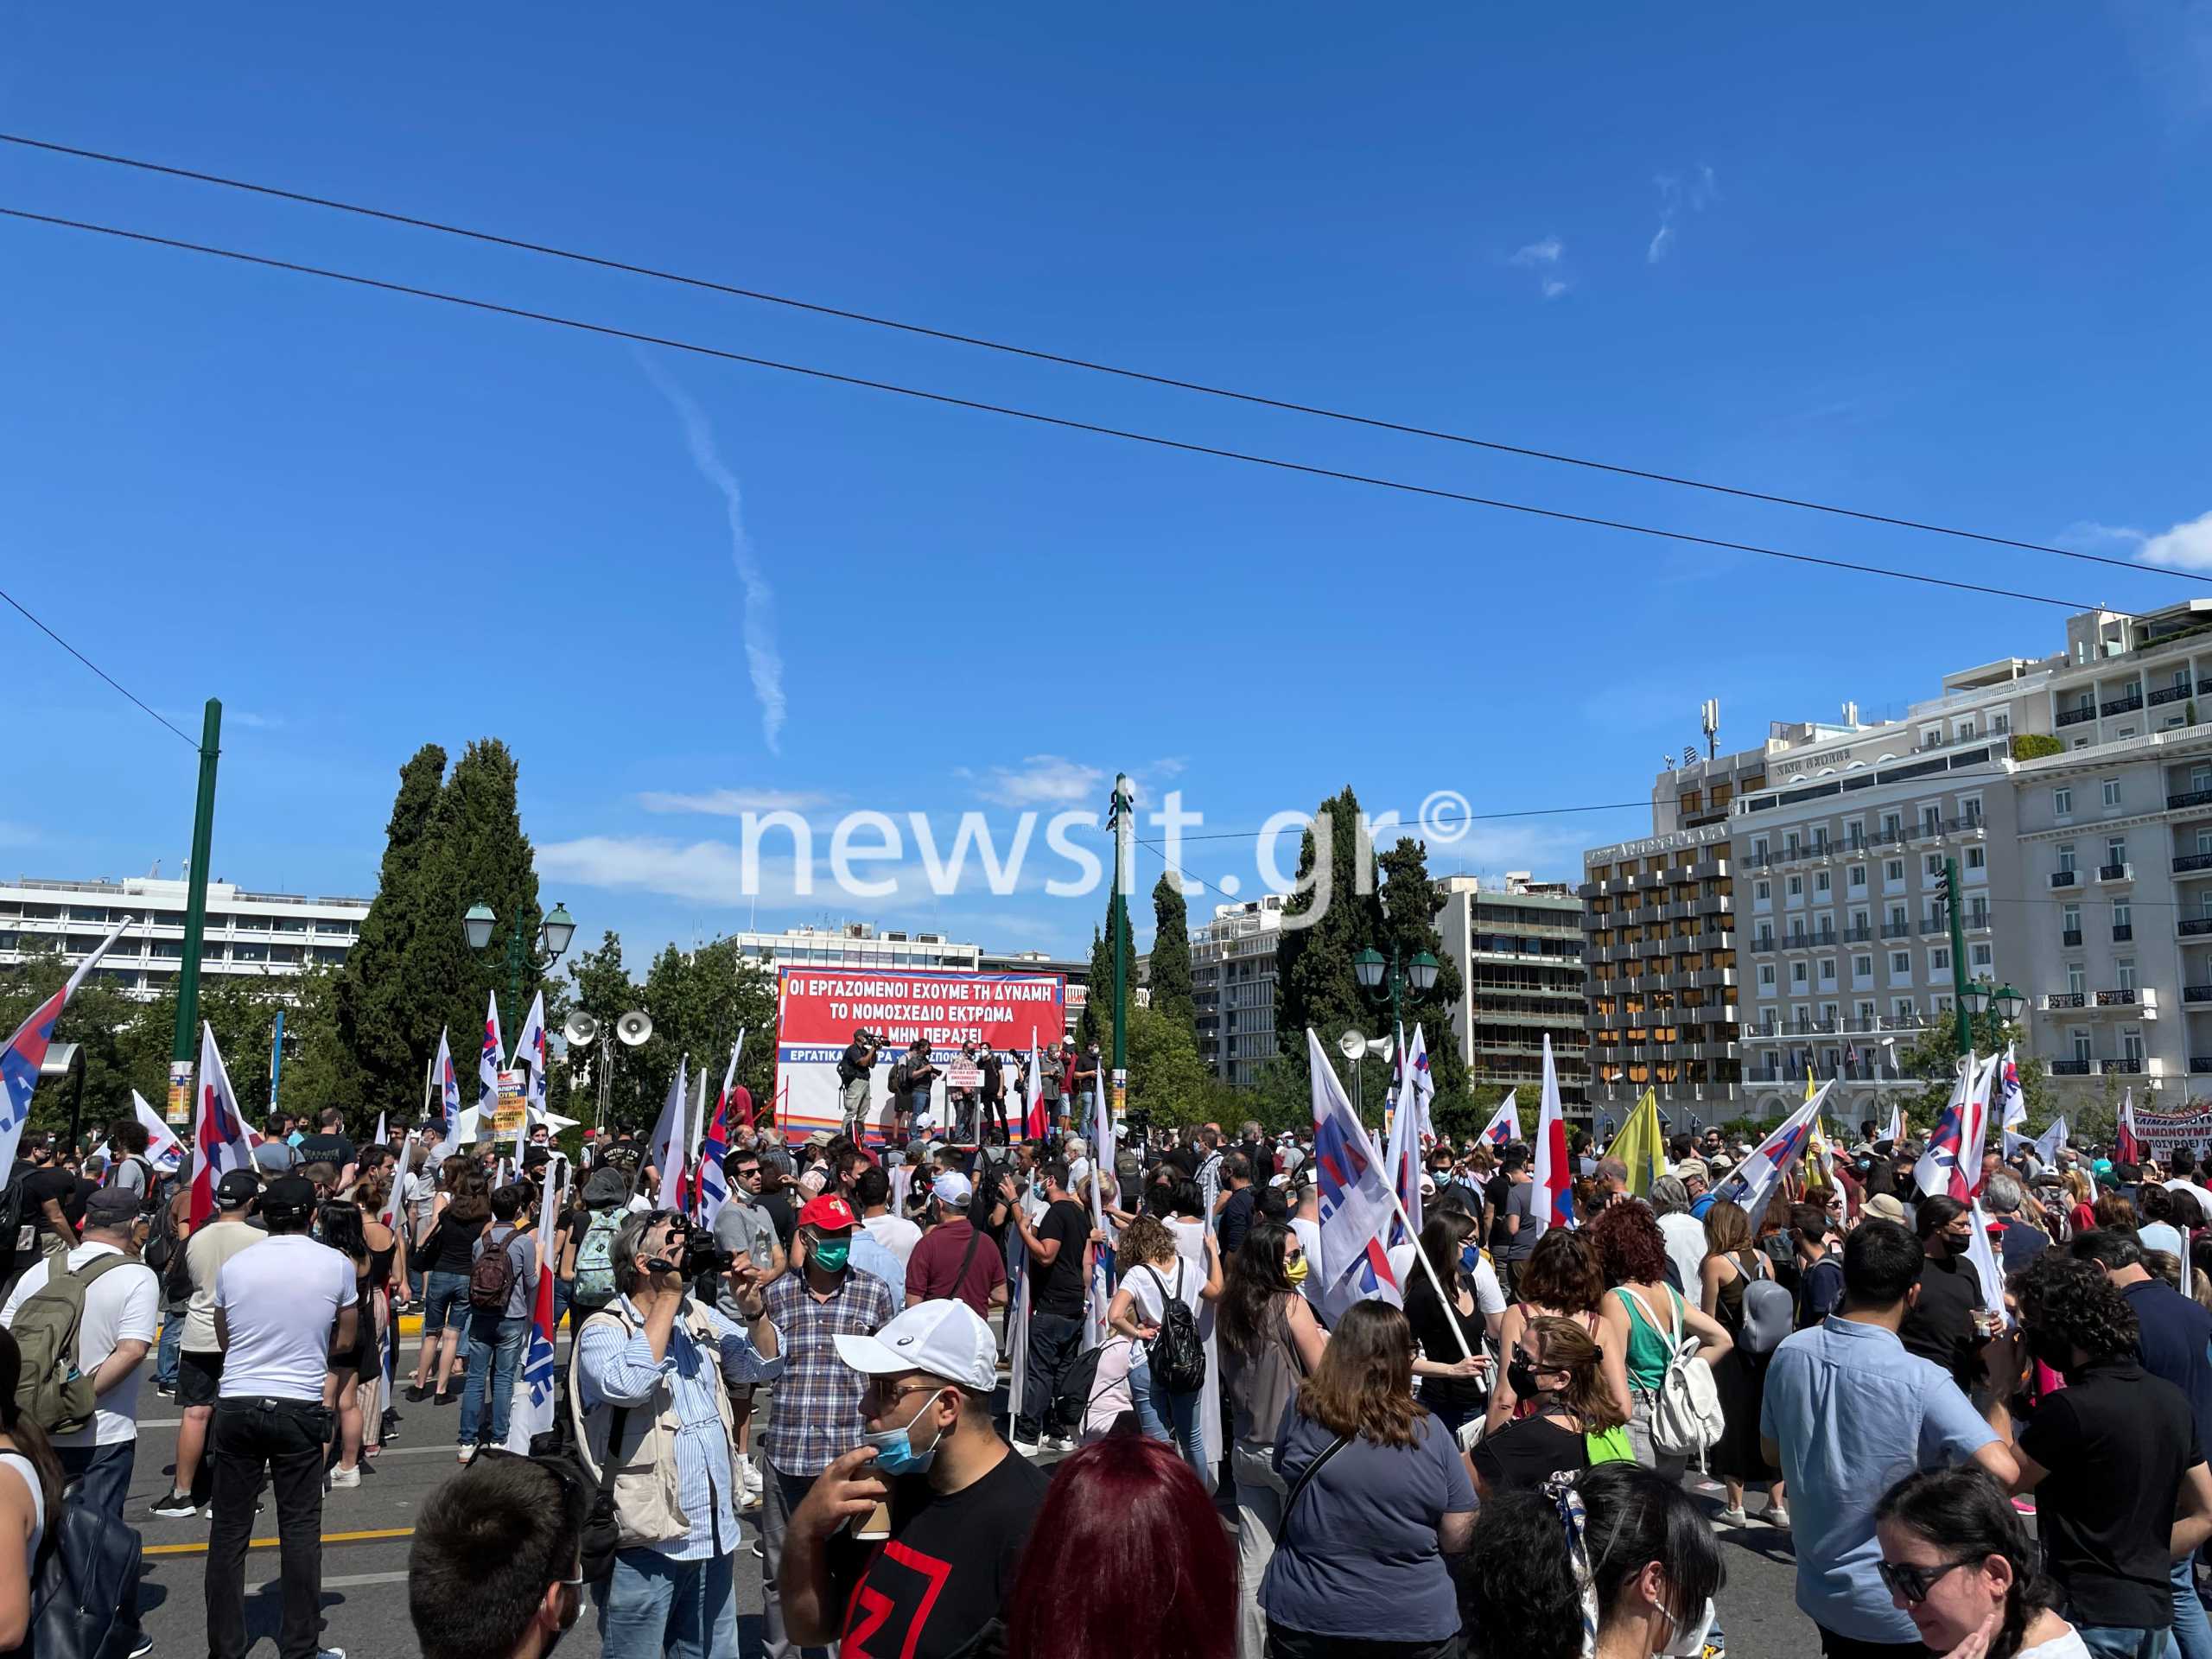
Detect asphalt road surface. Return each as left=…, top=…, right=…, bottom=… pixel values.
left=129, top=1332, right=1818, bottom=1659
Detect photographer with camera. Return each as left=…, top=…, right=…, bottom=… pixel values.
left=889, top=1040, right=940, bottom=1144
left=572, top=1208, right=783, bottom=1659
left=836, top=1029, right=880, bottom=1143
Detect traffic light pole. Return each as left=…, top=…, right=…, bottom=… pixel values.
left=168, top=699, right=223, bottom=1123
left=1944, top=854, right=1973, bottom=1058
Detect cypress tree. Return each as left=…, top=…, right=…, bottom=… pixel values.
left=1376, top=837, right=1468, bottom=1099
left=334, top=744, right=449, bottom=1117
left=1274, top=786, right=1383, bottom=1096
left=1148, top=871, right=1197, bottom=1042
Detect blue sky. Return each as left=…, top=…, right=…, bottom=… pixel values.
left=5, top=2, right=2211, bottom=963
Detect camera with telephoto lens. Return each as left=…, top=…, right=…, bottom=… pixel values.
left=650, top=1215, right=738, bottom=1279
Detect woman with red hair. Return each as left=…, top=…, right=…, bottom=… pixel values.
left=999, top=1434, right=1235, bottom=1659
left=1588, top=1198, right=1732, bottom=1481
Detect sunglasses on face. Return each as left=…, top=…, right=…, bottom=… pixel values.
left=1876, top=1557, right=1979, bottom=1605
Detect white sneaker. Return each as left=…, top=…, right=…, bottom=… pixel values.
left=318, top=1649, right=347, bottom=1659
left=1714, top=1506, right=1749, bottom=1529
left=1012, top=1438, right=1041, bottom=1458
left=327, top=1465, right=360, bottom=1490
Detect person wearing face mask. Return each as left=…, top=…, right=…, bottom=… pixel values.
left=1470, top=1315, right=1632, bottom=1499
left=1874, top=1465, right=2093, bottom=1659
left=408, top=1450, right=588, bottom=1659
left=1898, top=1195, right=1992, bottom=1395
left=2008, top=1254, right=2212, bottom=1659
left=758, top=1193, right=898, bottom=1659
left=1399, top=1209, right=1503, bottom=1441
left=1459, top=1462, right=1724, bottom=1659
left=781, top=1300, right=1051, bottom=1659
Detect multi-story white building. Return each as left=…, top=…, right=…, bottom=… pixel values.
left=731, top=922, right=982, bottom=973
left=1435, top=874, right=1588, bottom=1109
left=0, top=874, right=368, bottom=999
left=1589, top=598, right=2212, bottom=1119
left=1192, top=896, right=1283, bottom=1086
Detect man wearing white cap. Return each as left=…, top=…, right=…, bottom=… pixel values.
left=904, top=1173, right=1008, bottom=1322
left=782, top=1300, right=1049, bottom=1659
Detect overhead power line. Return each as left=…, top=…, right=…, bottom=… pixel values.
left=0, top=206, right=2119, bottom=613
left=0, top=582, right=198, bottom=747
left=0, top=130, right=2177, bottom=588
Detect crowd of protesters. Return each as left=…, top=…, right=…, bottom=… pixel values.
left=16, top=1058, right=2212, bottom=1659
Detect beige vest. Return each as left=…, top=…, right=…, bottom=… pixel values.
left=569, top=1300, right=739, bottom=1550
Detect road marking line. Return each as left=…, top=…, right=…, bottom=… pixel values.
left=143, top=1525, right=413, bottom=1557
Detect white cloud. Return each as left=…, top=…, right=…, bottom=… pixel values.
left=1541, top=278, right=1570, bottom=300
left=1510, top=237, right=1562, bottom=267
left=1508, top=238, right=1571, bottom=301
left=637, top=787, right=836, bottom=817
left=2141, top=510, right=2212, bottom=569
left=1648, top=166, right=1718, bottom=264
left=639, top=358, right=788, bottom=755
left=2055, top=510, right=2212, bottom=570
left=960, top=755, right=1105, bottom=810
left=2060, top=520, right=2147, bottom=547
left=538, top=836, right=755, bottom=906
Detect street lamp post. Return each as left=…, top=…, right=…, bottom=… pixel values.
left=1959, top=979, right=2027, bottom=1058
left=1351, top=944, right=1440, bottom=1058
left=464, top=899, right=578, bottom=1016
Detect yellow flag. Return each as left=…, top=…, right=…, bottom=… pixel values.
left=1804, top=1071, right=1837, bottom=1184
left=1609, top=1087, right=1668, bottom=1197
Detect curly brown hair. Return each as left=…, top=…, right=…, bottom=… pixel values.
left=1116, top=1214, right=1177, bottom=1271
left=2014, top=1252, right=2139, bottom=1363
left=2092, top=1193, right=2137, bottom=1231
left=1584, top=1200, right=1670, bottom=1287
left=1515, top=1229, right=1605, bottom=1315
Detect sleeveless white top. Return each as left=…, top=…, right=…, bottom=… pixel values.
left=0, top=1449, right=45, bottom=1571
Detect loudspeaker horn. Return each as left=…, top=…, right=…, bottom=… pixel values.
left=615, top=1010, right=653, bottom=1047
left=563, top=1011, right=601, bottom=1048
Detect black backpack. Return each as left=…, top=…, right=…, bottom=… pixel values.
left=0, top=1490, right=143, bottom=1659
left=1141, top=1263, right=1206, bottom=1395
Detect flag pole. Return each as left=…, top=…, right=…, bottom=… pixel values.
left=1349, top=1105, right=1476, bottom=1365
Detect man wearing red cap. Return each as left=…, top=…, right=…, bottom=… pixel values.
left=760, top=1192, right=898, bottom=1659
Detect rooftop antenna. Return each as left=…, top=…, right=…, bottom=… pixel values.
left=1700, top=698, right=1720, bottom=760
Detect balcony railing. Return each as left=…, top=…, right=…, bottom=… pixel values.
left=2056, top=705, right=2099, bottom=728
left=2184, top=918, right=2212, bottom=938
left=2178, top=852, right=2212, bottom=874
left=2044, top=992, right=2087, bottom=1009
left=1881, top=922, right=1914, bottom=939
left=2098, top=862, right=2134, bottom=882
left=2195, top=1057, right=2212, bottom=1075
left=1750, top=936, right=1776, bottom=954
left=1920, top=918, right=1948, bottom=934
left=2101, top=692, right=2145, bottom=716
left=1840, top=925, right=1873, bottom=944
left=2171, top=788, right=2212, bottom=810
left=2114, top=924, right=2135, bottom=942
left=2050, top=870, right=2079, bottom=889
left=2101, top=1058, right=2147, bottom=1076
left=2049, top=1059, right=2093, bottom=1076
left=2152, top=683, right=2193, bottom=706
left=2095, top=988, right=2140, bottom=1007
left=2186, top=985, right=2212, bottom=1005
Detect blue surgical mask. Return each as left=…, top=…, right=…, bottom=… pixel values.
left=861, top=1387, right=948, bottom=1478
left=1459, top=1242, right=1481, bottom=1274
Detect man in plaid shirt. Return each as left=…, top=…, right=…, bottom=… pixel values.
left=760, top=1192, right=897, bottom=1659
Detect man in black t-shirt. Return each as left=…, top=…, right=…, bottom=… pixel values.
left=292, top=1107, right=357, bottom=1176
left=10, top=1133, right=80, bottom=1259
left=1009, top=1160, right=1089, bottom=1450
left=2013, top=1253, right=2212, bottom=1645
left=1897, top=1194, right=1986, bottom=1389
left=784, top=1300, right=1049, bottom=1659
left=1217, top=1153, right=1258, bottom=1255
left=757, top=1147, right=799, bottom=1248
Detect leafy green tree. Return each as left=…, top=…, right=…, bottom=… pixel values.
left=1275, top=786, right=1381, bottom=1087
left=1148, top=873, right=1196, bottom=1042
left=1077, top=925, right=1112, bottom=1053
left=1891, top=1017, right=2050, bottom=1128
left=1124, top=1004, right=1213, bottom=1128
left=606, top=939, right=779, bottom=1139
left=333, top=744, right=448, bottom=1116
left=1375, top=838, right=1468, bottom=1100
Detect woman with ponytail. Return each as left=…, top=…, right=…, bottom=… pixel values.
left=1459, top=1462, right=1722, bottom=1659
left=0, top=1325, right=62, bottom=1647
left=1874, top=1466, right=2089, bottom=1659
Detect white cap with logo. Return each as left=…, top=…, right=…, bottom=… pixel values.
left=931, top=1171, right=973, bottom=1206
left=836, top=1300, right=999, bottom=1393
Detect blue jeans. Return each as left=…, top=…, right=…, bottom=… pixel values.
left=422, top=1269, right=469, bottom=1338
left=1130, top=1357, right=1204, bottom=1471
left=2174, top=1554, right=2212, bottom=1659
left=594, top=1548, right=735, bottom=1659
left=2073, top=1624, right=2167, bottom=1659
left=156, top=1308, right=185, bottom=1389
left=58, top=1439, right=134, bottom=1523
left=458, top=1313, right=528, bottom=1446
